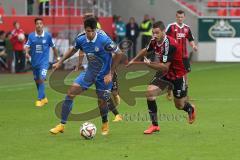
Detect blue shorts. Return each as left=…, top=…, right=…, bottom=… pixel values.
left=74, top=71, right=113, bottom=101
left=33, top=66, right=49, bottom=80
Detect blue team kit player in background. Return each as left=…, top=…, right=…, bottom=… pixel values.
left=25, top=17, right=59, bottom=107
left=49, top=17, right=123, bottom=135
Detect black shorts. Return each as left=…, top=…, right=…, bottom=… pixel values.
left=112, top=72, right=118, bottom=91
left=183, top=58, right=191, bottom=73
left=150, top=73, right=187, bottom=99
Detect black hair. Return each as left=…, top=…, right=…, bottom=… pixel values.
left=34, top=17, right=43, bottom=24
left=153, top=21, right=165, bottom=31
left=84, top=17, right=97, bottom=30
left=176, top=10, right=185, bottom=15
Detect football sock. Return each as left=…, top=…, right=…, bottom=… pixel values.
left=61, top=96, right=73, bottom=124
left=99, top=104, right=109, bottom=123
left=38, top=82, right=45, bottom=100
left=147, top=100, right=158, bottom=126
left=108, top=98, right=119, bottom=116
left=183, top=102, right=193, bottom=114
left=35, top=83, right=39, bottom=90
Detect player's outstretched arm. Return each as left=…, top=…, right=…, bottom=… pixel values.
left=52, top=47, right=59, bottom=61
left=75, top=50, right=85, bottom=71
left=104, top=50, right=124, bottom=84
left=53, top=47, right=78, bottom=70
left=145, top=60, right=171, bottom=72
left=127, top=48, right=148, bottom=67
left=189, top=41, right=198, bottom=52
left=25, top=46, right=31, bottom=59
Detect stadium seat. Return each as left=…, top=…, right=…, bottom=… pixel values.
left=207, top=0, right=219, bottom=7
left=217, top=9, right=227, bottom=16
left=11, top=7, right=16, bottom=16
left=236, top=9, right=240, bottom=16
left=0, top=6, right=4, bottom=15
left=231, top=0, right=240, bottom=7
left=219, top=0, right=229, bottom=7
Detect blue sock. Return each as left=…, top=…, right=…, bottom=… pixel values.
left=38, top=82, right=45, bottom=100
left=61, top=96, right=73, bottom=124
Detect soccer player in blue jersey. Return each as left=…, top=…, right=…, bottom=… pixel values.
left=50, top=17, right=123, bottom=135
left=25, top=17, right=58, bottom=107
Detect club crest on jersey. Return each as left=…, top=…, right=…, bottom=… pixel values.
left=42, top=40, right=46, bottom=44
left=184, top=28, right=188, bottom=33
left=95, top=47, right=99, bottom=52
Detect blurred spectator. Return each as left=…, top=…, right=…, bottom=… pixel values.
left=140, top=14, right=152, bottom=48
left=0, top=2, right=4, bottom=16
left=111, top=15, right=118, bottom=41
left=5, top=32, right=14, bottom=72
left=115, top=16, right=126, bottom=43
left=126, top=17, right=139, bottom=59
left=10, top=21, right=26, bottom=73
left=0, top=30, right=7, bottom=71
left=27, top=0, right=35, bottom=15
left=151, top=16, right=156, bottom=24
left=95, top=16, right=102, bottom=29
left=38, top=0, right=49, bottom=16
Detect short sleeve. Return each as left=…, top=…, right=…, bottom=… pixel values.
left=165, top=24, right=172, bottom=35
left=49, top=35, right=56, bottom=47
left=103, top=36, right=119, bottom=54
left=187, top=28, right=194, bottom=42
left=162, top=39, right=176, bottom=63
left=73, top=38, right=83, bottom=51
left=25, top=35, right=32, bottom=47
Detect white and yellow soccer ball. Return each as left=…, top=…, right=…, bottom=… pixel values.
left=80, top=122, right=97, bottom=139
left=18, top=33, right=25, bottom=42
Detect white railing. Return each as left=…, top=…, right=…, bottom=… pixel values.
left=45, top=0, right=112, bottom=17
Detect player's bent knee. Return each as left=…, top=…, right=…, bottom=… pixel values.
left=35, top=79, right=44, bottom=84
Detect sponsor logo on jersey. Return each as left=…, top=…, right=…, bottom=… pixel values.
left=177, top=33, right=186, bottom=38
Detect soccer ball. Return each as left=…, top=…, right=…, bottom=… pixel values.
left=80, top=122, right=97, bottom=139
left=18, top=33, right=25, bottom=41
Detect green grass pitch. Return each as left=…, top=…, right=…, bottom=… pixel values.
left=0, top=62, right=240, bottom=160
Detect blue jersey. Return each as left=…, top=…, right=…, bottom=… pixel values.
left=74, top=30, right=119, bottom=79
left=25, top=31, right=55, bottom=68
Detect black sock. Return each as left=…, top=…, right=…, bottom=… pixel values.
left=183, top=102, right=193, bottom=114
left=99, top=103, right=109, bottom=123
left=108, top=98, right=119, bottom=116
left=147, top=100, right=158, bottom=126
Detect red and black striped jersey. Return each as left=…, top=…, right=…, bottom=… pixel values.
left=146, top=35, right=186, bottom=80
left=166, top=22, right=194, bottom=58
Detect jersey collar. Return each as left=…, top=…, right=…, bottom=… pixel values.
left=157, top=35, right=167, bottom=46
left=86, top=32, right=98, bottom=43
left=174, top=22, right=185, bottom=29
left=35, top=31, right=45, bottom=37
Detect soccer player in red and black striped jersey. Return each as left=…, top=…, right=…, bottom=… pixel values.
left=166, top=10, right=197, bottom=100
left=128, top=21, right=196, bottom=134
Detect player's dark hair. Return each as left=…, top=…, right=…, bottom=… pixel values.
left=176, top=10, right=185, bottom=15
left=34, top=17, right=43, bottom=24
left=153, top=21, right=165, bottom=31
left=84, top=17, right=97, bottom=30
